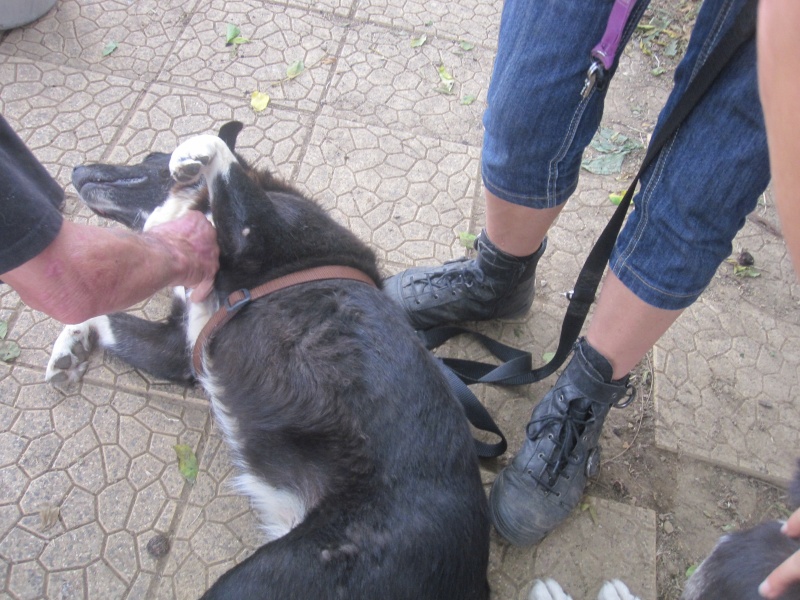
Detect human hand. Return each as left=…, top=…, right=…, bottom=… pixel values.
left=145, top=211, right=219, bottom=301
left=759, top=507, right=800, bottom=598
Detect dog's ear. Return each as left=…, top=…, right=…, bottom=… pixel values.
left=218, top=121, right=244, bottom=152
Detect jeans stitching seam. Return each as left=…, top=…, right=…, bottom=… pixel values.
left=614, top=133, right=678, bottom=271
left=688, top=0, right=735, bottom=84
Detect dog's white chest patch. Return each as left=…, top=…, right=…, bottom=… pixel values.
left=185, top=294, right=218, bottom=350
left=202, top=374, right=307, bottom=541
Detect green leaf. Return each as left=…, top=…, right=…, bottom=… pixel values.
left=651, top=66, right=666, bottom=76
left=734, top=264, right=760, bottom=278
left=590, top=127, right=642, bottom=154
left=685, top=564, right=699, bottom=579
left=174, top=444, right=198, bottom=484
left=458, top=231, right=477, bottom=248
left=410, top=34, right=427, bottom=48
left=581, top=153, right=626, bottom=175
left=0, top=320, right=7, bottom=340
left=286, top=60, right=305, bottom=79
left=582, top=128, right=642, bottom=175
left=438, top=65, right=454, bottom=83
left=250, top=90, right=270, bottom=112
left=459, top=40, right=475, bottom=51
left=609, top=192, right=624, bottom=206
left=0, top=340, right=20, bottom=363
left=542, top=351, right=556, bottom=364
left=664, top=38, right=679, bottom=57
left=436, top=65, right=455, bottom=94
left=102, top=41, right=118, bottom=57
left=460, top=93, right=476, bottom=105
left=226, top=23, right=241, bottom=44
left=224, top=24, right=249, bottom=49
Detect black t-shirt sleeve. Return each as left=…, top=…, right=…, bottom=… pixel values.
left=0, top=114, right=64, bottom=275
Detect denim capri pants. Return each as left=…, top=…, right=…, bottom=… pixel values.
left=481, top=0, right=770, bottom=310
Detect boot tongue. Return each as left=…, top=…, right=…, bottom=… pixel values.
left=565, top=339, right=613, bottom=428
left=578, top=338, right=614, bottom=383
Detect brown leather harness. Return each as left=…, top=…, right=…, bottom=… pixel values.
left=191, top=265, right=378, bottom=377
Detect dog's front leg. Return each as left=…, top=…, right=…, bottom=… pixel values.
left=46, top=292, right=197, bottom=384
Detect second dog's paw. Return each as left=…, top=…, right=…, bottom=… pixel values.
left=169, top=135, right=231, bottom=184
left=598, top=580, right=640, bottom=600
left=529, top=579, right=573, bottom=600
left=46, top=322, right=96, bottom=384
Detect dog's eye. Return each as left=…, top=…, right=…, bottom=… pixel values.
left=159, top=168, right=172, bottom=180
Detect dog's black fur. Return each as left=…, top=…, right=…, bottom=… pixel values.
left=63, top=123, right=491, bottom=599
left=681, top=463, right=800, bottom=600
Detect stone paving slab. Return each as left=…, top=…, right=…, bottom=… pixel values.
left=655, top=207, right=800, bottom=484
left=325, top=21, right=491, bottom=146
left=0, top=55, right=146, bottom=185
left=0, top=366, right=207, bottom=600
left=296, top=114, right=481, bottom=266
left=0, top=0, right=198, bottom=82
left=354, top=0, right=503, bottom=51
left=159, top=0, right=349, bottom=113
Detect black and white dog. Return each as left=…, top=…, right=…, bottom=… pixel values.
left=48, top=122, right=490, bottom=599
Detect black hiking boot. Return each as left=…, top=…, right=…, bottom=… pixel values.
left=383, top=230, right=546, bottom=330
left=489, top=337, right=635, bottom=546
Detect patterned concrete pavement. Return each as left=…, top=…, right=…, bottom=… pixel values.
left=1, top=0, right=797, bottom=598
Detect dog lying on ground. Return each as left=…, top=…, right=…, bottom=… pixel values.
left=47, top=122, right=491, bottom=599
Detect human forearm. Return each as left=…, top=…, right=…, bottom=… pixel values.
left=757, top=0, right=800, bottom=274
left=2, top=212, right=218, bottom=323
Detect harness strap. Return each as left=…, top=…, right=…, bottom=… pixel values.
left=192, top=266, right=377, bottom=376
left=592, top=0, right=639, bottom=70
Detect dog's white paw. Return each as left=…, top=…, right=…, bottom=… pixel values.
left=598, top=580, right=640, bottom=600
left=169, top=134, right=234, bottom=184
left=529, top=579, right=573, bottom=600
left=46, top=322, right=96, bottom=384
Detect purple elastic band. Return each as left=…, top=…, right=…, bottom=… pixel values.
left=592, top=0, right=639, bottom=70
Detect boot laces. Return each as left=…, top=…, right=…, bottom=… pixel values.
left=412, top=261, right=484, bottom=296
left=525, top=395, right=596, bottom=492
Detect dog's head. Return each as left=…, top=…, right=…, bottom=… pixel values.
left=71, top=122, right=243, bottom=230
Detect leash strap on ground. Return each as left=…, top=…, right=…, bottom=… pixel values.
left=428, top=0, right=757, bottom=459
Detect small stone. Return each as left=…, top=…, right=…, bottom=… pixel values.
left=146, top=533, right=171, bottom=558
left=737, top=250, right=755, bottom=267
left=663, top=521, right=674, bottom=534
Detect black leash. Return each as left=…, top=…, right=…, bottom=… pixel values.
left=424, top=0, right=757, bottom=458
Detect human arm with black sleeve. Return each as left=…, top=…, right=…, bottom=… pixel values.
left=0, top=115, right=218, bottom=324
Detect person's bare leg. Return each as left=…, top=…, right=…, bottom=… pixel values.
left=585, top=271, right=683, bottom=380
left=485, top=190, right=564, bottom=257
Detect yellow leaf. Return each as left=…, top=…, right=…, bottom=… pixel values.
left=251, top=91, right=270, bottom=112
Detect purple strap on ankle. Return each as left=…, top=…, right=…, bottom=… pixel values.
left=592, top=0, right=639, bottom=70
